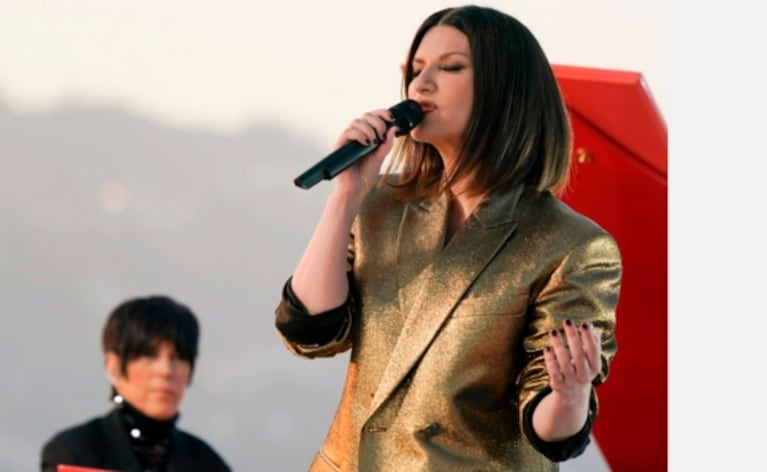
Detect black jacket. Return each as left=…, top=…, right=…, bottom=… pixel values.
left=40, top=409, right=230, bottom=472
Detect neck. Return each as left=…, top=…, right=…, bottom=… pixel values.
left=113, top=394, right=178, bottom=445
left=445, top=189, right=485, bottom=245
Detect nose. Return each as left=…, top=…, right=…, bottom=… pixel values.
left=153, top=355, right=175, bottom=376
left=410, top=66, right=436, bottom=95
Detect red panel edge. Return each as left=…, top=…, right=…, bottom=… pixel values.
left=552, top=64, right=667, bottom=177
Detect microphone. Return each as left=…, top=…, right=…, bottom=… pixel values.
left=293, top=99, right=424, bottom=189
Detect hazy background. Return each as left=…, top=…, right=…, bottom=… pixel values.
left=0, top=1, right=669, bottom=470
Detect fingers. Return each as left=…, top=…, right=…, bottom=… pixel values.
left=580, top=321, right=602, bottom=374
left=549, top=327, right=577, bottom=380
left=563, top=319, right=590, bottom=383
left=335, top=109, right=394, bottom=149
left=542, top=345, right=564, bottom=390
left=330, top=109, right=399, bottom=196
left=544, top=319, right=602, bottom=386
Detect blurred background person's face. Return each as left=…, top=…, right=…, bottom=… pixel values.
left=106, top=341, right=191, bottom=420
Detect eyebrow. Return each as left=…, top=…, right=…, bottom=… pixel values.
left=412, top=51, right=472, bottom=64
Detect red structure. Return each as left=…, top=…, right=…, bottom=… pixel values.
left=553, top=65, right=667, bottom=471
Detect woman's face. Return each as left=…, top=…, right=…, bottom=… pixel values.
left=407, top=25, right=474, bottom=160
left=106, top=341, right=191, bottom=421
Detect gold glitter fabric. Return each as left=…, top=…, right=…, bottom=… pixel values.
left=279, top=185, right=621, bottom=471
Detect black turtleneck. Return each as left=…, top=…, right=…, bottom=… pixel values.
left=113, top=395, right=179, bottom=471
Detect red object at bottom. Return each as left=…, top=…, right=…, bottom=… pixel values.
left=58, top=466, right=119, bottom=472
left=554, top=65, right=667, bottom=472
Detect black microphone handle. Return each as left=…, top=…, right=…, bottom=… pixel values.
left=293, top=140, right=379, bottom=189
left=293, top=99, right=422, bottom=190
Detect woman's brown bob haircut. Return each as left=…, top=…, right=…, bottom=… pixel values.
left=385, top=5, right=572, bottom=200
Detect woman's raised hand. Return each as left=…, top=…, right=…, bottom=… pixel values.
left=543, top=319, right=602, bottom=404
left=332, top=109, right=399, bottom=200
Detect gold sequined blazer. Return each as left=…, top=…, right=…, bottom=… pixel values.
left=279, top=184, right=622, bottom=471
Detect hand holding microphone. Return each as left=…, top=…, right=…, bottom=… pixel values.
left=294, top=99, right=424, bottom=189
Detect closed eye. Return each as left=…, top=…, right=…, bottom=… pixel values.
left=441, top=64, right=466, bottom=72
left=410, top=64, right=466, bottom=78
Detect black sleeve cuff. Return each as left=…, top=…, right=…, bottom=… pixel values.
left=522, top=386, right=595, bottom=462
left=274, top=277, right=351, bottom=346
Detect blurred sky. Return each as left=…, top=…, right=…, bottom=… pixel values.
left=0, top=0, right=667, bottom=147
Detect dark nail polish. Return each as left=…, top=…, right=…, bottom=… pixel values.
left=581, top=322, right=590, bottom=330
left=565, top=319, right=573, bottom=326
left=544, top=346, right=551, bottom=352
left=550, top=330, right=558, bottom=337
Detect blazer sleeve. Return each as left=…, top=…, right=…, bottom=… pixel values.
left=516, top=232, right=622, bottom=461
left=40, top=438, right=76, bottom=472
left=273, top=223, right=359, bottom=359
left=274, top=276, right=354, bottom=358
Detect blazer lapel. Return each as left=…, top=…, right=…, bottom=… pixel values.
left=366, top=186, right=524, bottom=421
left=395, top=194, right=449, bottom=317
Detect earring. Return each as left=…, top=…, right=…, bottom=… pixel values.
left=113, top=392, right=124, bottom=406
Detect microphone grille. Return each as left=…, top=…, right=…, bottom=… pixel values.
left=389, top=99, right=424, bottom=136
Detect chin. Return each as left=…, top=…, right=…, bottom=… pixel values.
left=147, top=408, right=178, bottom=421
left=410, top=125, right=449, bottom=148
left=144, top=402, right=180, bottom=421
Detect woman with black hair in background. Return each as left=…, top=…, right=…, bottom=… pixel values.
left=41, top=295, right=230, bottom=472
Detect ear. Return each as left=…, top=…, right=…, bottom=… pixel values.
left=400, top=63, right=407, bottom=74
left=104, top=351, right=121, bottom=383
